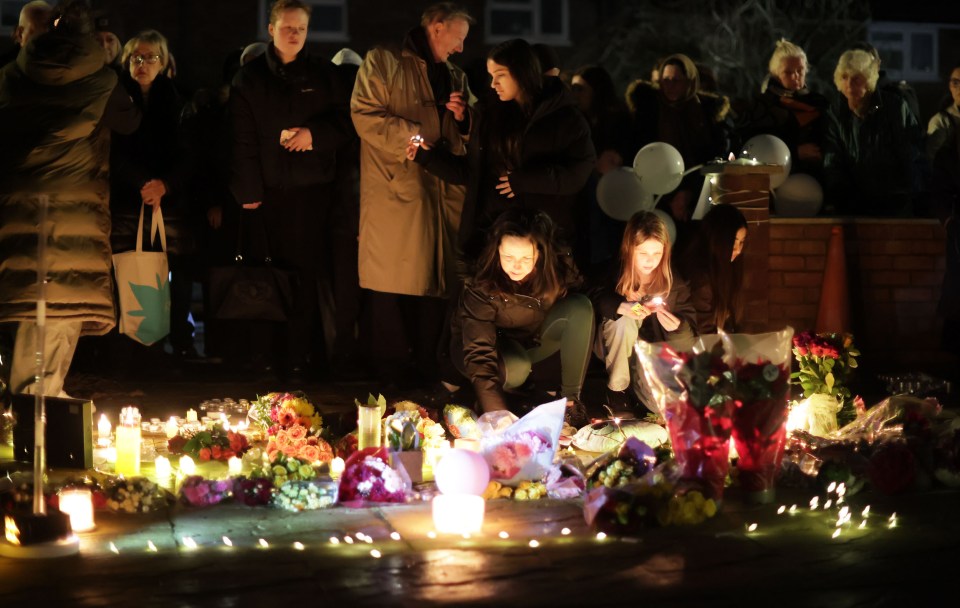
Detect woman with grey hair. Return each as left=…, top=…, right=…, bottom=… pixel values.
left=737, top=39, right=828, bottom=180
left=821, top=48, right=924, bottom=216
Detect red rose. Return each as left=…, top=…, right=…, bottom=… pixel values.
left=212, top=445, right=222, bottom=460
left=199, top=447, right=212, bottom=461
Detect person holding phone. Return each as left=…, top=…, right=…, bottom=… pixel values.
left=589, top=211, right=696, bottom=414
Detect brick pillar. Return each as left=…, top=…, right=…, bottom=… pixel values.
left=711, top=172, right=771, bottom=333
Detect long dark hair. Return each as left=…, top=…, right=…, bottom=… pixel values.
left=473, top=208, right=566, bottom=306
left=681, top=204, right=747, bottom=331
left=485, top=38, right=543, bottom=171
left=574, top=64, right=620, bottom=119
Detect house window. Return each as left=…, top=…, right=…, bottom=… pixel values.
left=485, top=0, right=570, bottom=46
left=258, top=0, right=348, bottom=43
left=867, top=22, right=939, bottom=83
left=0, top=1, right=28, bottom=37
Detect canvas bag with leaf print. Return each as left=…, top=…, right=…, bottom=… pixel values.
left=112, top=203, right=170, bottom=345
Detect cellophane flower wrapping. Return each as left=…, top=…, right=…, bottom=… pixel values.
left=337, top=447, right=409, bottom=504
left=636, top=336, right=734, bottom=500
left=479, top=399, right=565, bottom=487
left=723, top=328, right=794, bottom=500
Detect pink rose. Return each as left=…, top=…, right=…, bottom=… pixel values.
left=300, top=445, right=321, bottom=462
left=288, top=425, right=307, bottom=440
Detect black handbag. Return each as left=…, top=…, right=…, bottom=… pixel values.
left=207, top=212, right=299, bottom=322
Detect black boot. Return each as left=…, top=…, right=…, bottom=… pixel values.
left=605, top=388, right=638, bottom=418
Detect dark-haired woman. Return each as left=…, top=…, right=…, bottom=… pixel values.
left=408, top=37, right=595, bottom=269
left=451, top=209, right=593, bottom=426
left=676, top=204, right=748, bottom=334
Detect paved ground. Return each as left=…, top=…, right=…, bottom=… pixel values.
left=2, top=341, right=959, bottom=606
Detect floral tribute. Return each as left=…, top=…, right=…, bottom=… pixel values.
left=248, top=424, right=334, bottom=488
left=791, top=331, right=860, bottom=425
left=180, top=476, right=233, bottom=507
left=168, top=425, right=250, bottom=462
left=636, top=340, right=735, bottom=500
left=730, top=358, right=792, bottom=502
left=337, top=447, right=408, bottom=504
left=486, top=430, right=553, bottom=481
left=102, top=477, right=172, bottom=513
left=384, top=401, right=448, bottom=452
left=232, top=477, right=275, bottom=506
left=248, top=391, right=323, bottom=436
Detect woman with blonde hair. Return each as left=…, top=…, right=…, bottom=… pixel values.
left=589, top=211, right=695, bottom=413
left=738, top=39, right=828, bottom=178
left=822, top=48, right=924, bottom=216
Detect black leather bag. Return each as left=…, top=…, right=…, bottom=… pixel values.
left=207, top=213, right=299, bottom=322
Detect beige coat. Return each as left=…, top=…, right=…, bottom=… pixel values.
left=350, top=45, right=473, bottom=297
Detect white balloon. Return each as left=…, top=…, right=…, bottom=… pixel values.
left=773, top=173, right=823, bottom=217
left=434, top=448, right=490, bottom=496
left=741, top=134, right=791, bottom=189
left=651, top=209, right=677, bottom=245
left=633, top=142, right=684, bottom=195
left=597, top=167, right=654, bottom=221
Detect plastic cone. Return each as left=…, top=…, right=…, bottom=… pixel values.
left=816, top=225, right=849, bottom=333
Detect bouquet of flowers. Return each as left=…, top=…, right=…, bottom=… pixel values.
left=248, top=391, right=323, bottom=436
left=791, top=331, right=860, bottom=426
left=168, top=425, right=250, bottom=462
left=233, top=476, right=274, bottom=506
left=265, top=423, right=333, bottom=465
left=274, top=479, right=338, bottom=511
left=102, top=477, right=172, bottom=513
left=337, top=447, right=408, bottom=504
left=180, top=476, right=233, bottom=507
left=443, top=404, right=481, bottom=439
left=636, top=338, right=735, bottom=500
left=727, top=329, right=794, bottom=503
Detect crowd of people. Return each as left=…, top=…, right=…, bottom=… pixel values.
left=1, top=1, right=957, bottom=425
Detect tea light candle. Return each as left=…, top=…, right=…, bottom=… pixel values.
left=154, top=456, right=172, bottom=481
left=165, top=416, right=179, bottom=439
left=58, top=488, right=95, bottom=532
left=329, top=457, right=345, bottom=479
left=228, top=456, right=243, bottom=477
left=179, top=455, right=196, bottom=476
left=186, top=409, right=198, bottom=423
left=97, top=414, right=112, bottom=447
left=114, top=407, right=141, bottom=477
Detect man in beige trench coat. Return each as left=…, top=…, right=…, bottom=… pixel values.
left=351, top=2, right=475, bottom=386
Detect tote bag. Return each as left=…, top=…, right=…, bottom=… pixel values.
left=112, top=204, right=171, bottom=345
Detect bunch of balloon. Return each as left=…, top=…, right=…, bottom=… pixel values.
left=596, top=167, right=655, bottom=221
left=740, top=134, right=791, bottom=189
left=633, top=142, right=685, bottom=195
left=773, top=173, right=824, bottom=217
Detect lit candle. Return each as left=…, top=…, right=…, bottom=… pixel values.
left=432, top=494, right=485, bottom=535
left=114, top=407, right=141, bottom=477
left=228, top=456, right=243, bottom=477
left=329, top=457, right=345, bottom=479
left=154, top=456, right=172, bottom=481
left=179, top=455, right=196, bottom=476
left=186, top=409, right=198, bottom=423
left=165, top=416, right=179, bottom=439
left=97, top=414, right=112, bottom=447
left=357, top=404, right=381, bottom=450
left=58, top=488, right=95, bottom=532
left=220, top=413, right=230, bottom=430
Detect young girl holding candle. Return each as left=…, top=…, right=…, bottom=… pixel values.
left=590, top=211, right=696, bottom=413
left=451, top=208, right=593, bottom=427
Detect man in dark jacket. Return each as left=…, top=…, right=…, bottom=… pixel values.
left=0, top=1, right=52, bottom=68
left=0, top=0, right=140, bottom=396
left=229, top=0, right=352, bottom=378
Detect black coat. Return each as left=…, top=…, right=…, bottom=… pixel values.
left=416, top=77, right=595, bottom=263
left=229, top=43, right=351, bottom=206
left=588, top=266, right=698, bottom=343
left=453, top=252, right=583, bottom=412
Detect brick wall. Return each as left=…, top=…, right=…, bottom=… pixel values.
left=767, top=218, right=949, bottom=369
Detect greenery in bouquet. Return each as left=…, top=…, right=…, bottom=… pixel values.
left=102, top=477, right=172, bottom=513
left=677, top=342, right=736, bottom=417
left=249, top=391, right=323, bottom=435
left=791, top=331, right=860, bottom=424
left=180, top=476, right=233, bottom=507
left=168, top=424, right=250, bottom=462
left=251, top=451, right=320, bottom=487
left=585, top=437, right=658, bottom=490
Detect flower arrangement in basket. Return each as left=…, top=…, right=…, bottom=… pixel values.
left=248, top=391, right=323, bottom=436
left=791, top=331, right=860, bottom=427
left=168, top=425, right=250, bottom=462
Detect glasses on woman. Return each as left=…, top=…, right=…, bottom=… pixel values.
left=130, top=54, right=161, bottom=66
